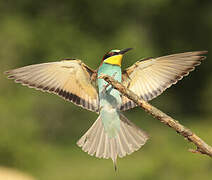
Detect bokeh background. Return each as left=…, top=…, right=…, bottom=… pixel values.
left=0, top=0, right=212, bottom=179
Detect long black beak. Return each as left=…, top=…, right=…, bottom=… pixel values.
left=119, top=48, right=133, bottom=54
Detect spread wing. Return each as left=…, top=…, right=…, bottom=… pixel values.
left=121, top=51, right=207, bottom=111
left=6, top=59, right=99, bottom=112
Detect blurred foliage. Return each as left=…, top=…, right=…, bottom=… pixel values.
left=0, top=0, right=212, bottom=179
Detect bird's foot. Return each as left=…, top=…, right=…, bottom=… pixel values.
left=101, top=72, right=117, bottom=95
left=112, top=72, right=117, bottom=79
left=101, top=83, right=110, bottom=95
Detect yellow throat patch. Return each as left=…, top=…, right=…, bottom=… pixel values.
left=104, top=55, right=123, bottom=66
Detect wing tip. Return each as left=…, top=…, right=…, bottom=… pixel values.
left=190, top=50, right=208, bottom=59
left=7, top=75, right=15, bottom=79
left=198, top=50, right=208, bottom=54
left=4, top=70, right=13, bottom=77
left=4, top=70, right=9, bottom=74
left=199, top=55, right=207, bottom=61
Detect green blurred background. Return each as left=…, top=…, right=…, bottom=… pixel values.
left=0, top=0, right=212, bottom=179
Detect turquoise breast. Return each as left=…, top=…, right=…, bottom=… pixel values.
left=97, top=63, right=122, bottom=137
left=97, top=63, right=122, bottom=107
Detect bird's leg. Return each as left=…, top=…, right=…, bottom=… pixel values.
left=101, top=83, right=110, bottom=96
left=111, top=72, right=117, bottom=79
left=107, top=72, right=117, bottom=93
left=101, top=72, right=117, bottom=95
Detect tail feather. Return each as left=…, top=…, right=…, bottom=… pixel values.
left=77, top=114, right=149, bottom=166
left=96, top=129, right=105, bottom=158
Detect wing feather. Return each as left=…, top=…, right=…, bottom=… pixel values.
left=121, top=51, right=207, bottom=111
left=6, top=60, right=99, bottom=112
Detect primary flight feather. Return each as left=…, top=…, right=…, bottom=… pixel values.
left=5, top=49, right=207, bottom=168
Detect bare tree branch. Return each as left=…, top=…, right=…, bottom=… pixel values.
left=99, top=74, right=212, bottom=158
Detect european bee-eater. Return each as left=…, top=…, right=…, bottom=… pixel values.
left=5, top=49, right=207, bottom=168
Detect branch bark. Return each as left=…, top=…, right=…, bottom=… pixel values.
left=99, top=74, right=212, bottom=158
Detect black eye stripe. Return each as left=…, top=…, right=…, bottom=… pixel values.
left=103, top=54, right=110, bottom=60
left=103, top=52, right=119, bottom=60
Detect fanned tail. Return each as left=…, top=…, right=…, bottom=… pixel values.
left=77, top=114, right=149, bottom=168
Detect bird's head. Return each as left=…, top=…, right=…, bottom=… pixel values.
left=102, top=48, right=133, bottom=66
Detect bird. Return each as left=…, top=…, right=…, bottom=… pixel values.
left=5, top=48, right=207, bottom=169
